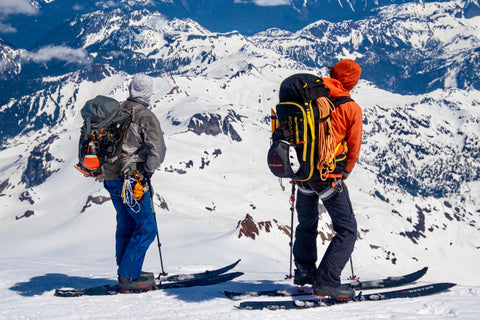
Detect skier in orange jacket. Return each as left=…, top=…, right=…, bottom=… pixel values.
left=293, top=59, right=363, bottom=300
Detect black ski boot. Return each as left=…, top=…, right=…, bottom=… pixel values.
left=118, top=274, right=156, bottom=292
left=313, top=282, right=355, bottom=301
left=293, top=263, right=316, bottom=286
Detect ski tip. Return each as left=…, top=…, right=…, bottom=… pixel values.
left=223, top=259, right=241, bottom=269
left=217, top=271, right=244, bottom=281
left=414, top=266, right=428, bottom=277
left=444, top=282, right=457, bottom=289
left=231, top=271, right=245, bottom=277
left=430, top=282, right=457, bottom=294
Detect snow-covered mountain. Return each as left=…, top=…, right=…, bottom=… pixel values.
left=253, top=1, right=480, bottom=93
left=2, top=1, right=479, bottom=140
left=0, top=1, right=479, bottom=319
left=0, top=38, right=21, bottom=80
left=2, top=0, right=479, bottom=101
left=4, top=0, right=480, bottom=48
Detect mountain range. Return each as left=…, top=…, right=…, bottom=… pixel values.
left=2, top=1, right=479, bottom=134
left=3, top=0, right=478, bottom=48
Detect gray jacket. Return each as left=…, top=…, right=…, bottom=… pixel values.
left=120, top=97, right=166, bottom=175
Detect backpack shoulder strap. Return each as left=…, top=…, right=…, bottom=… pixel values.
left=123, top=98, right=148, bottom=123
left=330, top=96, right=354, bottom=107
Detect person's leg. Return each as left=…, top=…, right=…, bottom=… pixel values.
left=117, top=185, right=157, bottom=280
left=293, top=189, right=320, bottom=285
left=315, top=184, right=357, bottom=297
left=104, top=177, right=136, bottom=267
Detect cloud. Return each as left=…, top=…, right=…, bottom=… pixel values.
left=0, top=0, right=39, bottom=17
left=0, top=0, right=39, bottom=33
left=234, top=0, right=290, bottom=6
left=21, top=46, right=91, bottom=66
left=0, top=21, right=17, bottom=33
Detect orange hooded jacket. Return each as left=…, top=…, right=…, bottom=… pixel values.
left=320, top=59, right=363, bottom=177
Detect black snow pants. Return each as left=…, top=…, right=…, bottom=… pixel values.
left=293, top=179, right=357, bottom=287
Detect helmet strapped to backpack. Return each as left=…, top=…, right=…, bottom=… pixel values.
left=267, top=140, right=301, bottom=177
left=75, top=95, right=131, bottom=178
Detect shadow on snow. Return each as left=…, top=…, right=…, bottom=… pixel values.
left=9, top=273, right=116, bottom=297
left=162, top=278, right=293, bottom=303
left=9, top=273, right=293, bottom=301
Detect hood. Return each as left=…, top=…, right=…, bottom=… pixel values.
left=329, top=59, right=361, bottom=91
left=322, top=78, right=350, bottom=98
left=129, top=74, right=154, bottom=104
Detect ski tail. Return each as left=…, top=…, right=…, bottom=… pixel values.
left=238, top=299, right=324, bottom=310
left=224, top=286, right=313, bottom=300
left=55, top=284, right=120, bottom=297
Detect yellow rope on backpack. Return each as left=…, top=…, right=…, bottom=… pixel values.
left=315, top=97, right=336, bottom=181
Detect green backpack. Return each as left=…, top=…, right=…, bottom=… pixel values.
left=75, top=95, right=131, bottom=179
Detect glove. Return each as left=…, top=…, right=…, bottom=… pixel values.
left=342, top=171, right=350, bottom=181
left=132, top=170, right=146, bottom=200
left=133, top=181, right=145, bottom=200
left=144, top=171, right=153, bottom=179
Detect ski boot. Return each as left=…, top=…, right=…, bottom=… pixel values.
left=293, top=263, right=316, bottom=286
left=313, top=282, right=355, bottom=301
left=118, top=274, right=156, bottom=293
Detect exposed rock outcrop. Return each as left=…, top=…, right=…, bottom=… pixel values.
left=188, top=110, right=243, bottom=142
left=81, top=195, right=111, bottom=213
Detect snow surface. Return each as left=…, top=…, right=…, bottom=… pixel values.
left=1, top=256, right=479, bottom=320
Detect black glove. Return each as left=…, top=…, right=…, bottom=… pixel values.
left=144, top=171, right=154, bottom=180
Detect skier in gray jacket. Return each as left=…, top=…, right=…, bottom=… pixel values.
left=103, top=74, right=166, bottom=292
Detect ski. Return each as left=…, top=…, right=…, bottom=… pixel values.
left=55, top=260, right=243, bottom=297
left=161, top=259, right=241, bottom=282
left=237, top=282, right=456, bottom=310
left=350, top=267, right=428, bottom=290
left=55, top=271, right=244, bottom=297
left=224, top=267, right=428, bottom=299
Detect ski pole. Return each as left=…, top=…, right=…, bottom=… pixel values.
left=146, top=176, right=167, bottom=277
left=286, top=180, right=296, bottom=279
left=349, top=256, right=357, bottom=280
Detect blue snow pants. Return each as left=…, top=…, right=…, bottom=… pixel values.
left=104, top=176, right=157, bottom=280
left=293, top=180, right=357, bottom=287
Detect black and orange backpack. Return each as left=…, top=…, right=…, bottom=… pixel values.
left=267, top=73, right=351, bottom=181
